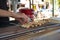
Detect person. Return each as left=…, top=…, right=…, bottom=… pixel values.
left=0, top=0, right=29, bottom=26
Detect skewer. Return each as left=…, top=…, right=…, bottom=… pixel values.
left=21, top=19, right=50, bottom=28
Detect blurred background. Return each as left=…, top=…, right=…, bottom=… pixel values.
left=7, top=0, right=60, bottom=21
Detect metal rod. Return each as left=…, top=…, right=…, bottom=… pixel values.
left=29, top=0, right=32, bottom=9
left=52, top=0, right=54, bottom=17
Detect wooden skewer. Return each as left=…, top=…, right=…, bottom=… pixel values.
left=21, top=19, right=50, bottom=28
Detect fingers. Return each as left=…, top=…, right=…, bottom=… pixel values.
left=16, top=18, right=25, bottom=24
left=16, top=18, right=28, bottom=24
left=15, top=13, right=30, bottom=24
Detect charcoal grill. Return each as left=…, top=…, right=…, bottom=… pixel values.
left=0, top=21, right=60, bottom=40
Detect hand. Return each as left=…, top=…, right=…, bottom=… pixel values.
left=12, top=13, right=29, bottom=24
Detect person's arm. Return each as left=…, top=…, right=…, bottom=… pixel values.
left=0, top=9, right=22, bottom=18
left=0, top=9, right=29, bottom=24
left=0, top=9, right=13, bottom=17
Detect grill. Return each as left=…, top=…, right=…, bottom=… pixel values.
left=0, top=21, right=60, bottom=40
